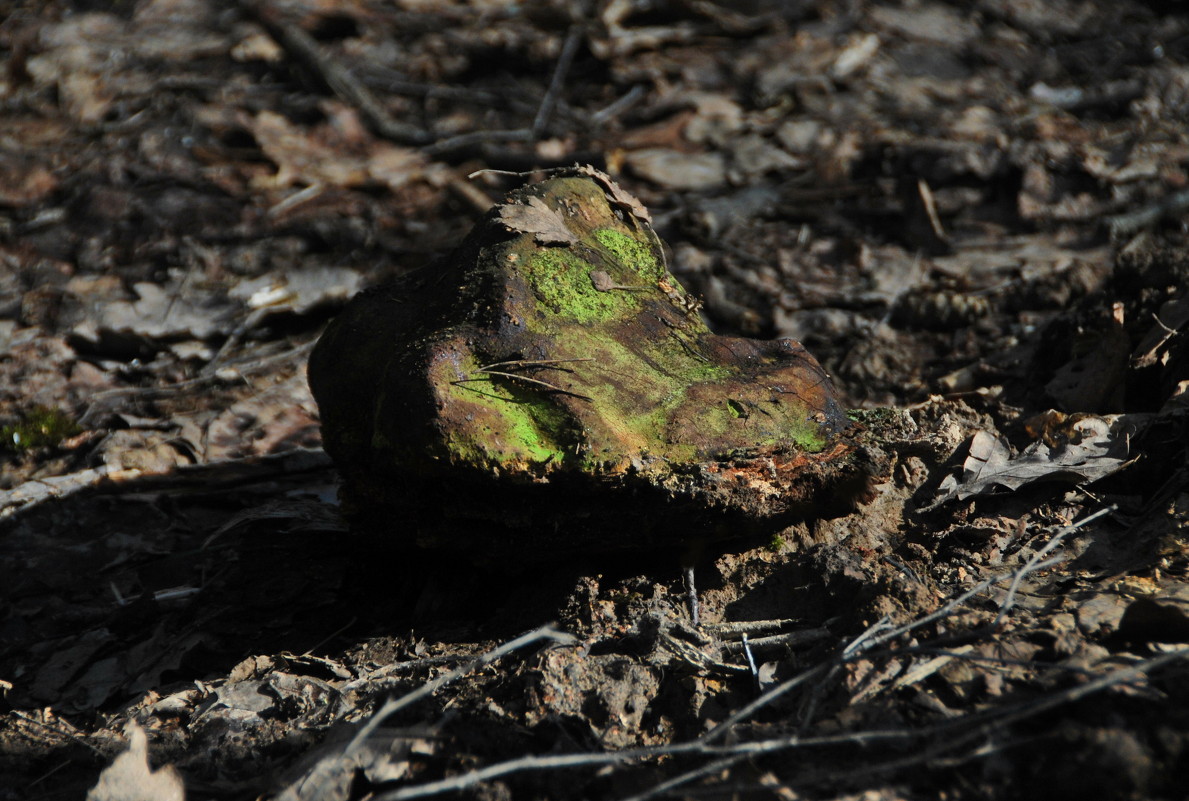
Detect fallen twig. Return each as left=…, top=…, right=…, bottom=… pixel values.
left=422, top=129, right=535, bottom=158
left=988, top=506, right=1114, bottom=631
left=346, top=625, right=575, bottom=757
left=453, top=358, right=595, bottom=400
left=720, top=626, right=833, bottom=655
left=370, top=647, right=1188, bottom=800
left=238, top=0, right=430, bottom=147
left=0, top=448, right=332, bottom=522
left=699, top=507, right=1116, bottom=743
left=533, top=26, right=584, bottom=136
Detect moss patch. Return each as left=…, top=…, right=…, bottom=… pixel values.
left=593, top=228, right=661, bottom=280
left=2, top=406, right=80, bottom=452
left=525, top=247, right=626, bottom=324
left=436, top=351, right=575, bottom=473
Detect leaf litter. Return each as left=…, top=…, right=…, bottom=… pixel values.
left=1, top=0, right=1188, bottom=799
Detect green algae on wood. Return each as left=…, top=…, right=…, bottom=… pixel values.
left=308, top=167, right=877, bottom=560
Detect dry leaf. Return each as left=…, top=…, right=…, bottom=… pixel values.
left=931, top=420, right=1131, bottom=504
left=87, top=723, right=185, bottom=801
left=590, top=270, right=616, bottom=291
left=575, top=164, right=652, bottom=225
left=496, top=195, right=578, bottom=245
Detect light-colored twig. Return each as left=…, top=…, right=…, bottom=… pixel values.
left=454, top=372, right=592, bottom=400
left=720, top=626, right=832, bottom=655
left=701, top=507, right=1117, bottom=742
left=239, top=0, right=430, bottom=146
left=479, top=358, right=593, bottom=370
left=615, top=754, right=750, bottom=801
left=346, top=625, right=574, bottom=757
left=989, top=505, right=1114, bottom=630
left=454, top=357, right=595, bottom=400
left=371, top=648, right=1188, bottom=800
left=591, top=84, right=648, bottom=125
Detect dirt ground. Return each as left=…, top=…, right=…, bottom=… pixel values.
left=1, top=1, right=1188, bottom=799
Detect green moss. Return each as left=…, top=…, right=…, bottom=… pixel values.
left=767, top=531, right=788, bottom=553
left=519, top=228, right=668, bottom=326
left=438, top=353, right=574, bottom=471
left=765, top=402, right=829, bottom=451
left=691, top=393, right=827, bottom=455
left=546, top=330, right=712, bottom=463
left=525, top=248, right=627, bottom=324
left=593, top=228, right=661, bottom=280
left=2, top=406, right=81, bottom=452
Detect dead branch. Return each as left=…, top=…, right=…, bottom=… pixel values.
left=616, top=754, right=751, bottom=801
left=422, top=129, right=535, bottom=158
left=720, top=626, right=833, bottom=655
left=238, top=0, right=431, bottom=146
left=0, top=448, right=332, bottom=522
left=533, top=26, right=584, bottom=137
left=454, top=373, right=593, bottom=400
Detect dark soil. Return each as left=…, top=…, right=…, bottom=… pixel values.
left=1, top=2, right=1187, bottom=800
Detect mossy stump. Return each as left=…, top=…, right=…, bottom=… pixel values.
left=309, top=167, right=877, bottom=563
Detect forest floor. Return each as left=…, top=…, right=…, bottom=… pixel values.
left=1, top=1, right=1188, bottom=799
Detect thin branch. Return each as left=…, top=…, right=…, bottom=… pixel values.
left=423, top=129, right=535, bottom=158
left=478, top=357, right=594, bottom=371
left=702, top=507, right=1116, bottom=743
left=533, top=26, right=584, bottom=136
left=371, top=729, right=916, bottom=801
left=698, top=660, right=834, bottom=745
left=591, top=84, right=648, bottom=125
left=988, top=506, right=1114, bottom=630
left=615, top=754, right=750, bottom=801
left=239, top=0, right=430, bottom=146
left=365, top=507, right=1173, bottom=801
left=371, top=649, right=1188, bottom=800
left=704, top=619, right=807, bottom=637
left=453, top=357, right=595, bottom=399
left=892, top=645, right=1103, bottom=678
left=454, top=372, right=592, bottom=400
left=720, top=626, right=832, bottom=655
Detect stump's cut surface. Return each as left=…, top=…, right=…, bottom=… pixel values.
left=309, top=167, right=876, bottom=560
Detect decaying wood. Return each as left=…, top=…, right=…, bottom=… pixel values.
left=309, top=169, right=881, bottom=560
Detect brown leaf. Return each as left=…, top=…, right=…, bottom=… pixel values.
left=495, top=195, right=578, bottom=245
left=590, top=270, right=616, bottom=291
left=575, top=164, right=652, bottom=225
